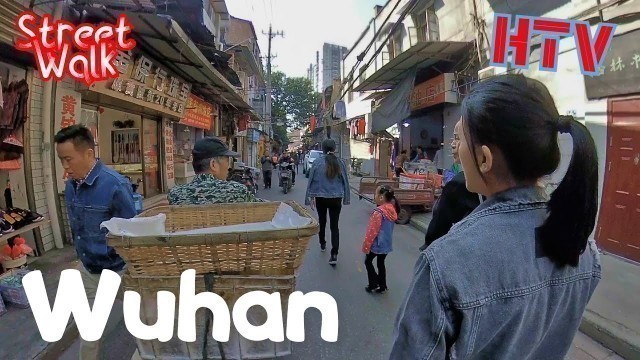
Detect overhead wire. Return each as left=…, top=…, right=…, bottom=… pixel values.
left=340, top=0, right=422, bottom=100
left=341, top=0, right=405, bottom=97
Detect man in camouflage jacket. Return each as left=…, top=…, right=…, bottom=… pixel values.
left=168, top=137, right=260, bottom=205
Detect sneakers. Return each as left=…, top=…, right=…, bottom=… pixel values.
left=329, top=254, right=337, bottom=265
left=375, top=287, right=388, bottom=294
left=365, top=285, right=378, bottom=293
left=0, top=218, right=13, bottom=234
left=320, top=243, right=326, bottom=252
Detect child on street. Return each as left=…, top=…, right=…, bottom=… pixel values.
left=362, top=185, right=399, bottom=293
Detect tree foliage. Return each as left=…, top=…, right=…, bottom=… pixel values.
left=271, top=71, right=319, bottom=134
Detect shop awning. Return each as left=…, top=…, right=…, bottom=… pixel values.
left=354, top=41, right=471, bottom=92
left=370, top=67, right=417, bottom=133
left=82, top=8, right=252, bottom=111
left=362, top=91, right=392, bottom=101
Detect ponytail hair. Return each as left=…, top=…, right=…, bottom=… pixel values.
left=537, top=116, right=599, bottom=267
left=322, top=138, right=340, bottom=179
left=461, top=75, right=598, bottom=268
left=379, top=186, right=401, bottom=214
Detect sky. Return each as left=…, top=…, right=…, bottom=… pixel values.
left=226, top=0, right=386, bottom=81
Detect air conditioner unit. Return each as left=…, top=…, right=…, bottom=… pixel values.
left=478, top=65, right=510, bottom=81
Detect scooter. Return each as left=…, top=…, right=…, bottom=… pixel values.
left=229, top=167, right=258, bottom=195
left=278, top=162, right=293, bottom=194
left=242, top=167, right=258, bottom=195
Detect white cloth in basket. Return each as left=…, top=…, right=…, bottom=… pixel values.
left=101, top=203, right=311, bottom=237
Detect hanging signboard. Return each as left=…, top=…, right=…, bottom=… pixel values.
left=583, top=29, right=640, bottom=99
left=410, top=73, right=458, bottom=111
left=54, top=87, right=82, bottom=190
left=88, top=51, right=191, bottom=118
left=163, top=119, right=175, bottom=189
left=180, top=95, right=213, bottom=130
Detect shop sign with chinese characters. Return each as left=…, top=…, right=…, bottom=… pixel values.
left=410, top=73, right=458, bottom=111
left=164, top=119, right=175, bottom=187
left=584, top=29, right=640, bottom=99
left=89, top=51, right=191, bottom=117
left=180, top=95, right=214, bottom=130
left=54, top=87, right=82, bottom=188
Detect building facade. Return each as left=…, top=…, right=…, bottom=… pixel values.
left=340, top=0, right=640, bottom=263
left=322, top=43, right=348, bottom=92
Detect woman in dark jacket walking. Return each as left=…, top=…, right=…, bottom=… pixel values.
left=305, top=138, right=350, bottom=265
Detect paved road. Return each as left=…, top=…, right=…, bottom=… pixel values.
left=58, top=174, right=622, bottom=360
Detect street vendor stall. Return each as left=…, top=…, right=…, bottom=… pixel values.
left=106, top=201, right=318, bottom=360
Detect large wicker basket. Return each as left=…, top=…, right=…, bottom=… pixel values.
left=108, top=201, right=318, bottom=277
left=109, top=201, right=318, bottom=360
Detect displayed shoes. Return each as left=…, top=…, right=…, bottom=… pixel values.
left=329, top=254, right=337, bottom=265
left=9, top=208, right=44, bottom=224
left=0, top=218, right=14, bottom=234
left=365, top=285, right=378, bottom=293
left=6, top=210, right=27, bottom=229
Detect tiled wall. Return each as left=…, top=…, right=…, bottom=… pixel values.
left=27, top=71, right=55, bottom=251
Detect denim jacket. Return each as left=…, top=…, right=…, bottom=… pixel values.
left=370, top=208, right=394, bottom=254
left=65, top=160, right=137, bottom=274
left=390, top=186, right=601, bottom=359
left=305, top=155, right=350, bottom=205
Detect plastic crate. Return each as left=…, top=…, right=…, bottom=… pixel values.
left=0, top=269, right=31, bottom=308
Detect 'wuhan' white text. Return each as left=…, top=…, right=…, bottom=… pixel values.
left=22, top=269, right=339, bottom=343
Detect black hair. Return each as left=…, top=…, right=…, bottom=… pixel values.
left=461, top=74, right=598, bottom=267
left=417, top=146, right=424, bottom=151
left=401, top=150, right=407, bottom=154
left=322, top=139, right=340, bottom=179
left=53, top=124, right=95, bottom=151
left=378, top=185, right=401, bottom=214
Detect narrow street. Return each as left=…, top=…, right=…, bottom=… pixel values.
left=57, top=174, right=622, bottom=360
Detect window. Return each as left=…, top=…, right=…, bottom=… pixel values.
left=387, top=28, right=403, bottom=59
left=412, top=6, right=440, bottom=43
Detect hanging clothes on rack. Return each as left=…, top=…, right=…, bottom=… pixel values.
left=0, top=80, right=28, bottom=164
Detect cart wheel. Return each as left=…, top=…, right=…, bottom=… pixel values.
left=396, top=207, right=412, bottom=225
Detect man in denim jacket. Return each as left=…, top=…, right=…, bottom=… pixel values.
left=55, top=125, right=136, bottom=360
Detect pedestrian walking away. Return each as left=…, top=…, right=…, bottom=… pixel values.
left=390, top=74, right=602, bottom=359
left=362, top=186, right=399, bottom=294
left=305, top=138, right=350, bottom=265
left=54, top=125, right=137, bottom=360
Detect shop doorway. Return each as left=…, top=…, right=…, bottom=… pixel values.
left=597, top=97, right=640, bottom=263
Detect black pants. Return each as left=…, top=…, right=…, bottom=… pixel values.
left=263, top=170, right=272, bottom=188
left=395, top=167, right=404, bottom=177
left=316, top=197, right=342, bottom=255
left=365, top=253, right=388, bottom=289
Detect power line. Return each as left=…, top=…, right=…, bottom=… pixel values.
left=340, top=0, right=422, bottom=100
left=341, top=0, right=405, bottom=98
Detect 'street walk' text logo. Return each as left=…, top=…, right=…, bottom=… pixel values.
left=15, top=11, right=136, bottom=85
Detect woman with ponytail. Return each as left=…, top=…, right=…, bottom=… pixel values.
left=390, top=74, right=601, bottom=359
left=362, top=185, right=399, bottom=294
left=305, top=138, right=350, bottom=265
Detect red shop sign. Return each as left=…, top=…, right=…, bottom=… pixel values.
left=410, top=74, right=446, bottom=111
left=180, top=95, right=213, bottom=130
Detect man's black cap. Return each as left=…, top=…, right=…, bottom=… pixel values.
left=192, top=137, right=239, bottom=160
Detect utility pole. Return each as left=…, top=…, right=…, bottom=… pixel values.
left=263, top=24, right=284, bottom=140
